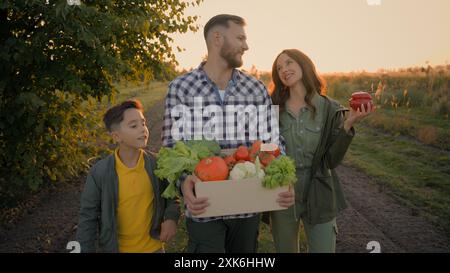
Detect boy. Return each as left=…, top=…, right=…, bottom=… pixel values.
left=76, top=99, right=179, bottom=253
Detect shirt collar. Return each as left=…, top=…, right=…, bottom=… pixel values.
left=195, top=61, right=241, bottom=86
left=114, top=148, right=144, bottom=172
left=284, top=92, right=321, bottom=116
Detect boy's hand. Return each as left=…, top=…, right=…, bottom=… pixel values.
left=160, top=219, right=177, bottom=243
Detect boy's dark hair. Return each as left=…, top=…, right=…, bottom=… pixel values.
left=203, top=14, right=246, bottom=40
left=103, top=99, right=144, bottom=132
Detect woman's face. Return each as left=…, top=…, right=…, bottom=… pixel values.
left=276, top=53, right=303, bottom=88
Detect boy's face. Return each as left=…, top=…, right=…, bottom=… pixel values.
left=111, top=108, right=149, bottom=149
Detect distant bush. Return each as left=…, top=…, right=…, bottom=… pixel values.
left=322, top=68, right=449, bottom=115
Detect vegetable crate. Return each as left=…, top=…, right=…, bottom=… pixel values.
left=194, top=149, right=289, bottom=218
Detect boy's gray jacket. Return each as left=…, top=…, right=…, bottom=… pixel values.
left=76, top=151, right=180, bottom=253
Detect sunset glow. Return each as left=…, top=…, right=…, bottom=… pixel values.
left=171, top=0, right=450, bottom=73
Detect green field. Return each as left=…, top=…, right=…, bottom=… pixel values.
left=345, top=125, right=450, bottom=229
left=114, top=81, right=169, bottom=110
left=325, top=71, right=450, bottom=231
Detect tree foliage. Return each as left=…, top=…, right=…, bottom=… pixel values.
left=0, top=0, right=201, bottom=206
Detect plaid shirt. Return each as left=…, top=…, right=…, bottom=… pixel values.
left=161, top=62, right=284, bottom=222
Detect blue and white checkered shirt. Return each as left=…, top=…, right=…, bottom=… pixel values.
left=161, top=62, right=285, bottom=222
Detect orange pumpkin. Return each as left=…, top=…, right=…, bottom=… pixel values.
left=194, top=156, right=229, bottom=182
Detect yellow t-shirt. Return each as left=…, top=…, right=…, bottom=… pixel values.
left=115, top=149, right=162, bottom=253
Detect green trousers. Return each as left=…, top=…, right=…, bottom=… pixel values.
left=270, top=206, right=338, bottom=253
left=185, top=215, right=260, bottom=253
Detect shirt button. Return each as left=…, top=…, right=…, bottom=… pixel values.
left=300, top=130, right=304, bottom=134
left=300, top=120, right=303, bottom=123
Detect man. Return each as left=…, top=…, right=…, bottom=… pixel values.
left=161, top=14, right=294, bottom=253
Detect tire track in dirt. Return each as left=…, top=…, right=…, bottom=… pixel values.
left=0, top=180, right=83, bottom=253
left=336, top=165, right=450, bottom=253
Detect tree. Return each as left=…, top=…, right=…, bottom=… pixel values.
left=0, top=0, right=202, bottom=206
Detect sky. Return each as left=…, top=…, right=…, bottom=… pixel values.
left=170, top=0, right=450, bottom=73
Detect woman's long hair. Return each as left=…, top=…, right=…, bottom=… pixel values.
left=270, top=49, right=327, bottom=118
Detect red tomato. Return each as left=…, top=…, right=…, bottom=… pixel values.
left=349, top=91, right=373, bottom=111
left=234, top=145, right=250, bottom=161
left=223, top=155, right=236, bottom=169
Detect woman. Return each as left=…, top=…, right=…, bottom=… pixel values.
left=270, top=49, right=373, bottom=253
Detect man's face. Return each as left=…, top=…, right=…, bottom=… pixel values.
left=112, top=108, right=149, bottom=149
left=219, top=21, right=249, bottom=68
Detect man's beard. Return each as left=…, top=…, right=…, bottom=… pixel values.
left=220, top=37, right=243, bottom=68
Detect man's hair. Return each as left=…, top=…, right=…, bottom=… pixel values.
left=203, top=14, right=246, bottom=40
left=103, top=99, right=144, bottom=132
